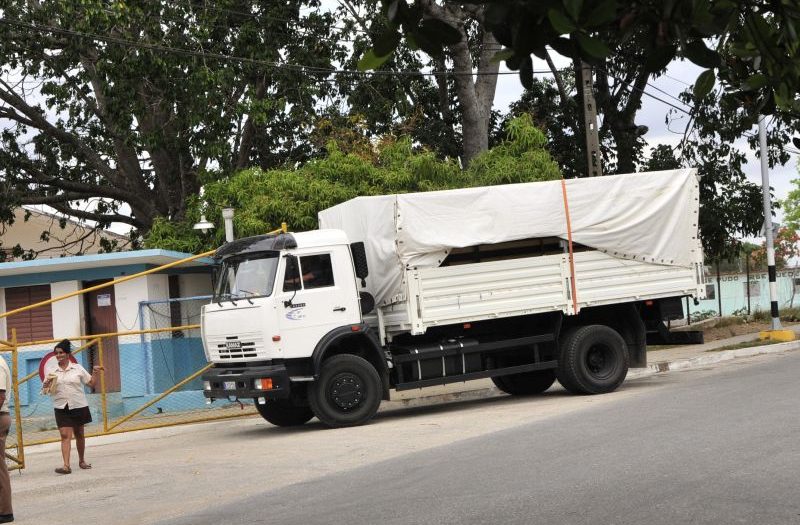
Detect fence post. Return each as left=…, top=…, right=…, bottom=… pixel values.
left=98, top=338, right=108, bottom=433
left=10, top=329, right=23, bottom=470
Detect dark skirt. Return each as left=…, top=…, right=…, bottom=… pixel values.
left=54, top=405, right=92, bottom=428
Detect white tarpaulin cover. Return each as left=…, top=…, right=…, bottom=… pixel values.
left=318, top=169, right=700, bottom=306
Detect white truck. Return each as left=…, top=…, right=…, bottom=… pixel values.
left=200, top=169, right=705, bottom=428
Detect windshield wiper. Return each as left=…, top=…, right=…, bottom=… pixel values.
left=214, top=292, right=239, bottom=306
left=235, top=289, right=256, bottom=304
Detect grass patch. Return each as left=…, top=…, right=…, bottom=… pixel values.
left=705, top=339, right=784, bottom=352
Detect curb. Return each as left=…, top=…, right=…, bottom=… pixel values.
left=627, top=340, right=800, bottom=379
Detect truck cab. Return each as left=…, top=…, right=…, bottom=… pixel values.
left=201, top=230, right=378, bottom=426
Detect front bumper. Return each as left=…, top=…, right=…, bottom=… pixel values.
left=202, top=364, right=291, bottom=400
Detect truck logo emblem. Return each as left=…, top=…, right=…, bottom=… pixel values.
left=286, top=308, right=306, bottom=320
left=225, top=340, right=242, bottom=351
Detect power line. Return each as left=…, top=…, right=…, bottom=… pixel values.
left=595, top=66, right=694, bottom=116
left=595, top=67, right=800, bottom=158
left=0, top=19, right=553, bottom=78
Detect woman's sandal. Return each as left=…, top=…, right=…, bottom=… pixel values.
left=55, top=466, right=71, bottom=475
left=79, top=461, right=92, bottom=470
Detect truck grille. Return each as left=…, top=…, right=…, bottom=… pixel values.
left=207, top=334, right=264, bottom=360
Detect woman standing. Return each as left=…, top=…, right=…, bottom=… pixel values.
left=41, top=339, right=104, bottom=475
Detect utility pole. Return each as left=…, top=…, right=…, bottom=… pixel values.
left=581, top=62, right=602, bottom=177
left=757, top=113, right=794, bottom=340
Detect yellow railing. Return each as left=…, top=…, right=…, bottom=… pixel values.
left=16, top=325, right=257, bottom=449
left=1, top=229, right=294, bottom=460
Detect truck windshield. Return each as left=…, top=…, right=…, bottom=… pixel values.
left=215, top=253, right=279, bottom=300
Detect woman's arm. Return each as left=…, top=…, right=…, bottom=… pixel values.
left=85, top=366, right=104, bottom=389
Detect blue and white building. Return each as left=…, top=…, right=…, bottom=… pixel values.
left=0, top=250, right=214, bottom=419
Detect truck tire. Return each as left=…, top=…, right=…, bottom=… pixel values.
left=309, top=354, right=382, bottom=428
left=491, top=370, right=556, bottom=395
left=255, top=400, right=314, bottom=427
left=556, top=324, right=629, bottom=395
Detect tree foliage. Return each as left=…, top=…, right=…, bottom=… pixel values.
left=373, top=1, right=800, bottom=118
left=346, top=0, right=502, bottom=167
left=748, top=227, right=800, bottom=270
left=0, top=0, right=345, bottom=236
left=145, top=116, right=561, bottom=251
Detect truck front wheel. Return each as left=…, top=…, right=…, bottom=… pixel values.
left=492, top=370, right=556, bottom=395
left=309, top=354, right=382, bottom=428
left=556, top=325, right=629, bottom=395
left=255, top=400, right=314, bottom=427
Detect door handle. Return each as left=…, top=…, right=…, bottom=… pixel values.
left=333, top=306, right=346, bottom=312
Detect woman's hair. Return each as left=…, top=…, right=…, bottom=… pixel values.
left=54, top=339, right=72, bottom=354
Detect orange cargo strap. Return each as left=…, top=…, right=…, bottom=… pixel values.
left=560, top=179, right=579, bottom=314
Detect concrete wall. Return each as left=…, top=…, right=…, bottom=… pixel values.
left=177, top=273, right=212, bottom=338
left=51, top=281, right=82, bottom=338
left=686, top=270, right=800, bottom=317
left=113, top=278, right=145, bottom=332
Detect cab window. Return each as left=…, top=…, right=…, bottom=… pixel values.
left=300, top=254, right=335, bottom=289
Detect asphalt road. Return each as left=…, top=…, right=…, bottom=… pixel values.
left=161, top=351, right=800, bottom=525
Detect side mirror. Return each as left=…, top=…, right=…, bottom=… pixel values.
left=350, top=242, right=369, bottom=287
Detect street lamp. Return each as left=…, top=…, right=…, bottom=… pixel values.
left=192, top=215, right=215, bottom=233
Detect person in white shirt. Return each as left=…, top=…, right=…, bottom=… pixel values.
left=41, top=339, right=103, bottom=475
left=0, top=354, right=13, bottom=522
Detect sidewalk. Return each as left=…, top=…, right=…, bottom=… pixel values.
left=388, top=324, right=800, bottom=408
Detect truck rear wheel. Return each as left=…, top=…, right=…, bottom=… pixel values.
left=492, top=370, right=556, bottom=395
left=255, top=399, right=314, bottom=427
left=309, top=354, right=382, bottom=428
left=556, top=325, right=629, bottom=395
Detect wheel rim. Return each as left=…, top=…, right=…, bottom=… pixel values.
left=328, top=372, right=364, bottom=411
left=585, top=344, right=616, bottom=379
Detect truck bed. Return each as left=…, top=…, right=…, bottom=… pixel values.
left=377, top=250, right=703, bottom=337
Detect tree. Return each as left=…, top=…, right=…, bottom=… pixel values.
left=782, top=166, right=800, bottom=235
left=0, top=1, right=344, bottom=242
left=496, top=77, right=584, bottom=179
left=145, top=115, right=561, bottom=251
left=371, top=1, right=800, bottom=118
left=349, top=1, right=501, bottom=166
left=749, top=228, right=800, bottom=270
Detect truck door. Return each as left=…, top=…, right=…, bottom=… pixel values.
left=276, top=248, right=360, bottom=359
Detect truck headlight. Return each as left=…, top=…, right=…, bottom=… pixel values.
left=203, top=381, right=211, bottom=391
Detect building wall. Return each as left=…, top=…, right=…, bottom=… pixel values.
left=177, top=273, right=212, bottom=338
left=178, top=273, right=212, bottom=298
left=1, top=208, right=127, bottom=260
left=50, top=281, right=82, bottom=339
left=687, top=269, right=800, bottom=317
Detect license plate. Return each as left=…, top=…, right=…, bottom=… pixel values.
left=223, top=381, right=237, bottom=390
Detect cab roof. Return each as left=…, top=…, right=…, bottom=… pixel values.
left=214, top=229, right=348, bottom=260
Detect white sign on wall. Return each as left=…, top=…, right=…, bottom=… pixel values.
left=97, top=293, right=112, bottom=307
